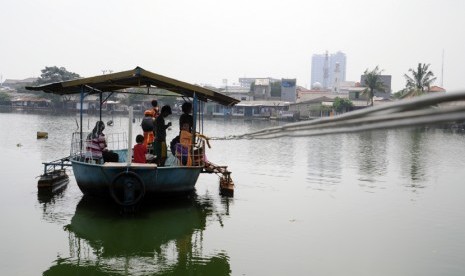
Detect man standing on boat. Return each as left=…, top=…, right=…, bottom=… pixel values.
left=148, top=100, right=160, bottom=118
left=141, top=100, right=160, bottom=147
left=179, top=102, right=193, bottom=132
left=141, top=110, right=155, bottom=147
left=153, top=105, right=172, bottom=166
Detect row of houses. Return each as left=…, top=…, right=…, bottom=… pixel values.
left=206, top=78, right=378, bottom=120
left=2, top=77, right=447, bottom=121
left=208, top=77, right=447, bottom=120
left=5, top=96, right=149, bottom=114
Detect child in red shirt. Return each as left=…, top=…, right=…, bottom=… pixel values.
left=133, top=134, right=147, bottom=163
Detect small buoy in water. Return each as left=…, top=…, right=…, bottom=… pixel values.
left=37, top=131, right=48, bottom=139
left=16, top=143, right=22, bottom=147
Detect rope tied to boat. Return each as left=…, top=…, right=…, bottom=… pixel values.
left=210, top=90, right=465, bottom=140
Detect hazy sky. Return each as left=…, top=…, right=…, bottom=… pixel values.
left=1, top=0, right=464, bottom=92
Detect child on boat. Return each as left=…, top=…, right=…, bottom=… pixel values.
left=176, top=122, right=210, bottom=166
left=133, top=134, right=147, bottom=163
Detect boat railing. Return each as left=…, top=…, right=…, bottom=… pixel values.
left=174, top=140, right=206, bottom=167
left=70, top=132, right=128, bottom=163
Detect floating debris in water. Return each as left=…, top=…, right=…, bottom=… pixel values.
left=37, top=131, right=48, bottom=139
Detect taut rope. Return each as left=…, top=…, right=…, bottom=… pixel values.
left=211, top=90, right=465, bottom=140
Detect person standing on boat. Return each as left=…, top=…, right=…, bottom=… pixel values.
left=151, top=99, right=160, bottom=118
left=143, top=100, right=160, bottom=119
left=170, top=102, right=193, bottom=155
left=141, top=100, right=160, bottom=146
left=179, top=102, right=193, bottom=132
left=141, top=110, right=155, bottom=147
left=153, top=105, right=172, bottom=166
left=86, top=121, right=119, bottom=163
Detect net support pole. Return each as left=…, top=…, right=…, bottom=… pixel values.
left=127, top=106, right=133, bottom=166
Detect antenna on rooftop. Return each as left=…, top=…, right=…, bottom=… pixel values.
left=101, top=69, right=113, bottom=75
left=223, top=79, right=228, bottom=92
left=441, top=49, right=444, bottom=87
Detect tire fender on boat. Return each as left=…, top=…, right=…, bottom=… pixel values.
left=109, top=171, right=146, bottom=206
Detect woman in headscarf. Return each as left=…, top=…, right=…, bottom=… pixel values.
left=86, top=121, right=119, bottom=163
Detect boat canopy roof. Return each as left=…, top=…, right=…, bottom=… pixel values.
left=26, top=67, right=239, bottom=106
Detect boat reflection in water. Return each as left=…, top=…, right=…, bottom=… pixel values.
left=43, top=195, right=231, bottom=275
left=36, top=180, right=68, bottom=205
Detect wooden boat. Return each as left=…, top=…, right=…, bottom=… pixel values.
left=27, top=67, right=239, bottom=205
left=37, top=169, right=69, bottom=188
left=37, top=157, right=71, bottom=190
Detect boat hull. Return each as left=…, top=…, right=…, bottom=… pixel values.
left=71, top=161, right=202, bottom=198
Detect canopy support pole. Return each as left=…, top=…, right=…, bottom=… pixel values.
left=192, top=93, right=197, bottom=146
left=99, top=92, right=102, bottom=122
left=127, top=106, right=133, bottom=166
left=80, top=85, right=84, bottom=151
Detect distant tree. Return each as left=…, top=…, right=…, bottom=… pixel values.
left=248, top=82, right=255, bottom=99
left=402, top=63, right=436, bottom=98
left=392, top=89, right=408, bottom=99
left=35, top=66, right=80, bottom=85
left=34, top=66, right=81, bottom=108
left=270, top=81, right=281, bottom=97
left=361, top=66, right=385, bottom=106
left=0, top=92, right=11, bottom=105
left=332, top=97, right=353, bottom=113
left=249, top=82, right=255, bottom=92
left=318, top=104, right=333, bottom=117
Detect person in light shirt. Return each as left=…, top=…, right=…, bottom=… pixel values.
left=86, top=121, right=119, bottom=163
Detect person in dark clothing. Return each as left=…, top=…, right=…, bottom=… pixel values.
left=179, top=102, right=193, bottom=132
left=151, top=100, right=160, bottom=118
left=153, top=105, right=172, bottom=166
left=170, top=102, right=193, bottom=156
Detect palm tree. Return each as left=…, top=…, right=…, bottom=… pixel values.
left=402, top=63, right=436, bottom=98
left=361, top=66, right=385, bottom=106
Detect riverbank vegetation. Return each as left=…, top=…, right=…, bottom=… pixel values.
left=361, top=66, right=385, bottom=106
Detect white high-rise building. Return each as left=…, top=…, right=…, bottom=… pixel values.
left=311, top=51, right=346, bottom=89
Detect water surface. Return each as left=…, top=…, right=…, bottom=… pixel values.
left=1, top=111, right=464, bottom=275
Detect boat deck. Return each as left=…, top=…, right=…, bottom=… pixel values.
left=102, top=162, right=158, bottom=168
